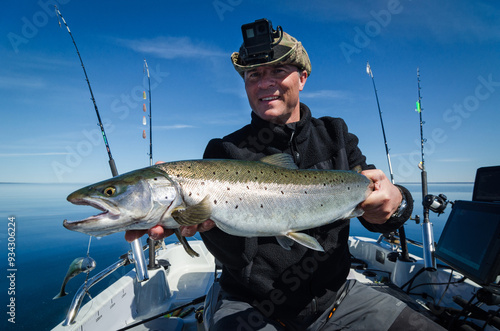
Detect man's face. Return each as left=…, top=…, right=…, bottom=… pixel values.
left=244, top=64, right=308, bottom=124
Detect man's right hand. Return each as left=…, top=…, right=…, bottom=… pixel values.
left=124, top=220, right=216, bottom=242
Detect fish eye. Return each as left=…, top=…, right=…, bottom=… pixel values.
left=103, top=186, right=116, bottom=197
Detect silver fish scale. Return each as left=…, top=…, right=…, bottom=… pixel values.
left=157, top=160, right=370, bottom=237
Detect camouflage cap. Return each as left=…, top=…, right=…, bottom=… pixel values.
left=231, top=31, right=311, bottom=78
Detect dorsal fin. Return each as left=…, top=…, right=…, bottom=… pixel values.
left=260, top=154, right=298, bottom=169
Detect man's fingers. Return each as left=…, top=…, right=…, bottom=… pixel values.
left=125, top=229, right=148, bottom=242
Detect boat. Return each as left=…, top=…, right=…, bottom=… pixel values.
left=52, top=165, right=500, bottom=331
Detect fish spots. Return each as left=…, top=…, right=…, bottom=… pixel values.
left=235, top=205, right=239, bottom=209
left=227, top=187, right=230, bottom=191
left=189, top=192, right=192, bottom=197
left=281, top=191, right=284, bottom=194
left=260, top=204, right=264, bottom=208
left=214, top=199, right=217, bottom=205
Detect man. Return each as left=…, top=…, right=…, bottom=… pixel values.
left=127, top=20, right=445, bottom=330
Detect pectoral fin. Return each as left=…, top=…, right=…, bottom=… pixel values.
left=347, top=206, right=364, bottom=219
left=171, top=195, right=212, bottom=226
left=285, top=232, right=325, bottom=252
left=174, top=229, right=199, bottom=257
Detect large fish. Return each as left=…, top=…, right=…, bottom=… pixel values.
left=64, top=154, right=371, bottom=256
left=53, top=256, right=96, bottom=299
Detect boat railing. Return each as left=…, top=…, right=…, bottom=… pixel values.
left=63, top=240, right=159, bottom=326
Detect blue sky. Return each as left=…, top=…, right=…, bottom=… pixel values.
left=2, top=0, right=500, bottom=184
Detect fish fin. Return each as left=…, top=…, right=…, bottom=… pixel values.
left=260, top=154, right=298, bottom=169
left=347, top=206, right=365, bottom=219
left=285, top=232, right=325, bottom=252
left=174, top=229, right=200, bottom=257
left=275, top=236, right=294, bottom=250
left=53, top=291, right=67, bottom=300
left=171, top=195, right=212, bottom=226
left=350, top=165, right=363, bottom=173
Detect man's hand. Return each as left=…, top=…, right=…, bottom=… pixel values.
left=125, top=220, right=216, bottom=242
left=359, top=169, right=402, bottom=224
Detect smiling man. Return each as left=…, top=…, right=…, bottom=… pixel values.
left=127, top=20, right=444, bottom=330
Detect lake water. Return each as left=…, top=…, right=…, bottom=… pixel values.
left=0, top=182, right=474, bottom=330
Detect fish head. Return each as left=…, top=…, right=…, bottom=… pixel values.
left=64, top=167, right=179, bottom=236
left=81, top=256, right=96, bottom=273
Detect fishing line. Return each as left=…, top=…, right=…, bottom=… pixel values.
left=81, top=237, right=93, bottom=286
left=86, top=236, right=92, bottom=257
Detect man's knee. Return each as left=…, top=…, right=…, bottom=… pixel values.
left=388, top=306, right=446, bottom=331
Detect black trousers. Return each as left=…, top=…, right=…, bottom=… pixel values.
left=206, top=280, right=446, bottom=331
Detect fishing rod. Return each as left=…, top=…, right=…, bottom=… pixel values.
left=416, top=67, right=436, bottom=270
left=55, top=6, right=117, bottom=177
left=55, top=6, right=149, bottom=282
left=366, top=62, right=395, bottom=184
left=144, top=59, right=153, bottom=166
left=366, top=62, right=410, bottom=262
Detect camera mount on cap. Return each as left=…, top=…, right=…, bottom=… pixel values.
left=240, top=18, right=283, bottom=65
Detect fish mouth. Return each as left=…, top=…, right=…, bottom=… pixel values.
left=64, top=197, right=121, bottom=228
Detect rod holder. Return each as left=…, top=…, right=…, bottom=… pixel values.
left=130, top=238, right=149, bottom=282
left=421, top=221, right=436, bottom=270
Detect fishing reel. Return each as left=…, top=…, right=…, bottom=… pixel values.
left=240, top=18, right=283, bottom=65
left=423, top=194, right=449, bottom=215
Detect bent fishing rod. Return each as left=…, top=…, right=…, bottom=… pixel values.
left=55, top=6, right=117, bottom=176
left=55, top=6, right=149, bottom=282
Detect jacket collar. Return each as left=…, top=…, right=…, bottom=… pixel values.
left=249, top=103, right=312, bottom=150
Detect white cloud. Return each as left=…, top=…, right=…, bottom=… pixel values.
left=154, top=124, right=196, bottom=130
left=301, top=89, right=352, bottom=100
left=118, top=36, right=227, bottom=59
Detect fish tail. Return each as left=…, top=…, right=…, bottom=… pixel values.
left=53, top=291, right=67, bottom=300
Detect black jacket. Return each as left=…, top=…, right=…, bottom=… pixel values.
left=201, top=103, right=412, bottom=319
